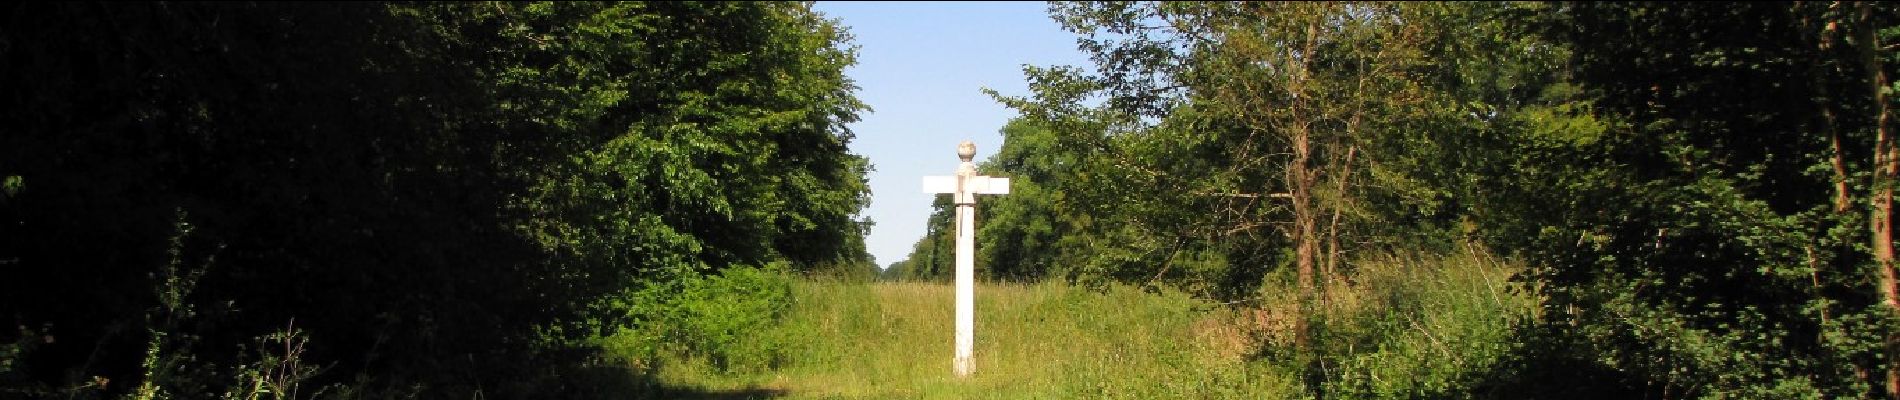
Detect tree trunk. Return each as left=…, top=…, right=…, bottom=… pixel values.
left=1853, top=2, right=1900, bottom=396
left=1813, top=2, right=1852, bottom=214
left=1799, top=0, right=1850, bottom=376
left=1287, top=15, right=1323, bottom=349
left=1324, top=145, right=1357, bottom=282
left=1289, top=120, right=1317, bottom=348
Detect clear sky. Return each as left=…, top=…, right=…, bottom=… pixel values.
left=812, top=1, right=1093, bottom=268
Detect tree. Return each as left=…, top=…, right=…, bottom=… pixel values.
left=1461, top=2, right=1900, bottom=396
left=990, top=0, right=1488, bottom=330
left=0, top=2, right=870, bottom=396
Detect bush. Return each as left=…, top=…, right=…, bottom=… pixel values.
left=1251, top=251, right=1535, bottom=399
left=607, top=265, right=796, bottom=375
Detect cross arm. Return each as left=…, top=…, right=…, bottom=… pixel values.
left=923, top=175, right=1011, bottom=194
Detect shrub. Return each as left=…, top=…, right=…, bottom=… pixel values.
left=1251, top=251, right=1535, bottom=399
left=608, top=265, right=796, bottom=375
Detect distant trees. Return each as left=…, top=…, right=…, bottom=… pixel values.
left=0, top=2, right=869, bottom=397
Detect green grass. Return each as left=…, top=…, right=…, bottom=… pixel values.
left=617, top=251, right=1532, bottom=399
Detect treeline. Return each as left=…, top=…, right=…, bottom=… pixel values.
left=0, top=2, right=871, bottom=398
left=891, top=2, right=1900, bottom=397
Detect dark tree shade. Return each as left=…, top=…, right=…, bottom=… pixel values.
left=0, top=2, right=870, bottom=396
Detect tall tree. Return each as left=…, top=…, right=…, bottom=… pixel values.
left=987, top=0, right=1484, bottom=327
left=1470, top=2, right=1900, bottom=396
left=0, top=2, right=870, bottom=395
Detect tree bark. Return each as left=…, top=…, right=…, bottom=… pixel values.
left=1798, top=0, right=1851, bottom=377
left=1287, top=14, right=1322, bottom=349
left=1324, top=145, right=1357, bottom=282
left=1290, top=137, right=1317, bottom=348
left=1852, top=2, right=1900, bottom=396
left=1814, top=2, right=1852, bottom=214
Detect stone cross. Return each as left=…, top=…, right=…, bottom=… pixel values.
left=921, top=140, right=1009, bottom=378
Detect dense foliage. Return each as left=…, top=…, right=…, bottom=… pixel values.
left=888, top=1, right=1900, bottom=397
left=14, top=1, right=1900, bottom=398
left=0, top=2, right=870, bottom=398
left=1481, top=3, right=1900, bottom=397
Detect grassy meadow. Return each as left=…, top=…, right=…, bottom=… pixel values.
left=611, top=252, right=1532, bottom=399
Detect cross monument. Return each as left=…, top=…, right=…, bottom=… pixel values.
left=921, top=140, right=1009, bottom=377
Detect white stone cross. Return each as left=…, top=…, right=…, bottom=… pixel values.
left=921, top=140, right=1009, bottom=378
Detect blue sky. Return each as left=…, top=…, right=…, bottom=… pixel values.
left=812, top=1, right=1093, bottom=268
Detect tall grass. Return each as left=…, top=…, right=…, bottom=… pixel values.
left=1294, top=251, right=1537, bottom=398
left=615, top=250, right=1532, bottom=399
left=644, top=279, right=1294, bottom=399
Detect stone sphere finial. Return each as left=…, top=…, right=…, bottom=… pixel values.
left=957, top=140, right=976, bottom=162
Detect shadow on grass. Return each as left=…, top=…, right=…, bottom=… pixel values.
left=540, top=350, right=792, bottom=400
left=650, top=386, right=788, bottom=400
left=538, top=362, right=792, bottom=399
left=1420, top=324, right=1646, bottom=400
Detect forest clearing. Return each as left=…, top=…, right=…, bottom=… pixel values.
left=630, top=252, right=1522, bottom=399
left=6, top=2, right=1900, bottom=399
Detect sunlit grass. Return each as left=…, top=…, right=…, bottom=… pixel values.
left=631, top=251, right=1530, bottom=399
left=644, top=278, right=1295, bottom=399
